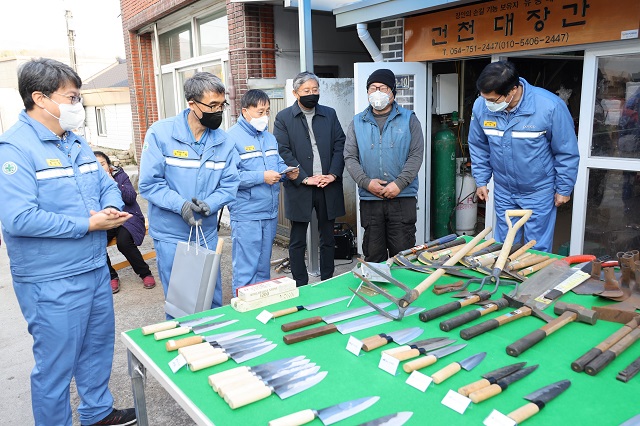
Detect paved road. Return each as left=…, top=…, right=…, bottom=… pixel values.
left=0, top=175, right=358, bottom=425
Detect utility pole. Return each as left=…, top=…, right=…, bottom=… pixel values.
left=65, top=10, right=77, bottom=72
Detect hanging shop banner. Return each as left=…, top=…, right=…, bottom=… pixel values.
left=405, top=0, right=640, bottom=61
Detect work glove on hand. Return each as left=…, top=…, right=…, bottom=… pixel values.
left=181, top=201, right=203, bottom=226
left=192, top=197, right=212, bottom=216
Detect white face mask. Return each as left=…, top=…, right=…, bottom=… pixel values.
left=368, top=91, right=390, bottom=111
left=485, top=92, right=514, bottom=113
left=249, top=115, right=269, bottom=132
left=44, top=99, right=86, bottom=131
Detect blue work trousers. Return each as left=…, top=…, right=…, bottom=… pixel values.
left=154, top=239, right=223, bottom=320
left=231, top=217, right=278, bottom=296
left=13, top=266, right=115, bottom=426
left=493, top=188, right=557, bottom=253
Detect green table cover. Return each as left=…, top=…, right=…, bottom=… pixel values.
left=123, top=257, right=640, bottom=426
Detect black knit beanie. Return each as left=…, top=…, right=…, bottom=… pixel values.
left=366, top=69, right=396, bottom=95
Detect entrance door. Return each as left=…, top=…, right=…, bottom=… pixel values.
left=571, top=44, right=640, bottom=255
left=353, top=62, right=428, bottom=252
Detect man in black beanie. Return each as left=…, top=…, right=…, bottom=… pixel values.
left=344, top=68, right=424, bottom=262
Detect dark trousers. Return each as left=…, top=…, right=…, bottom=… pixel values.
left=360, top=197, right=417, bottom=263
left=289, top=187, right=336, bottom=286
left=106, top=226, right=152, bottom=280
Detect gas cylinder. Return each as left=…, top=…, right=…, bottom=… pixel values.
left=432, top=121, right=456, bottom=238
left=455, top=159, right=478, bottom=236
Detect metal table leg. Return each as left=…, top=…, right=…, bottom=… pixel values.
left=127, top=349, right=149, bottom=426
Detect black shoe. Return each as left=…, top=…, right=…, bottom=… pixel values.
left=82, top=408, right=137, bottom=426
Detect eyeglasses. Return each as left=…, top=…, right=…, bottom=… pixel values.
left=51, top=92, right=83, bottom=105
left=296, top=88, right=319, bottom=95
left=367, top=84, right=392, bottom=94
left=193, top=99, right=229, bottom=112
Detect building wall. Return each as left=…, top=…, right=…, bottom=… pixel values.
left=380, top=19, right=404, bottom=62
left=85, top=103, right=133, bottom=151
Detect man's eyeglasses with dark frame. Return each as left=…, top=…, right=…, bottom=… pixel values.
left=192, top=99, right=229, bottom=112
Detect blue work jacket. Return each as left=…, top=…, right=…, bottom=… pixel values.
left=468, top=78, right=579, bottom=197
left=226, top=116, right=288, bottom=221
left=139, top=108, right=239, bottom=243
left=0, top=111, right=123, bottom=283
left=353, top=102, right=418, bottom=200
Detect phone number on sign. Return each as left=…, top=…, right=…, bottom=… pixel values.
left=447, top=33, right=569, bottom=55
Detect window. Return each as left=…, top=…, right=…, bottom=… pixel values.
left=96, top=107, right=107, bottom=136
left=198, top=13, right=228, bottom=56
left=159, top=23, right=193, bottom=65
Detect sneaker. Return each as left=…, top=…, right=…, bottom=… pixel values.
left=142, top=275, right=156, bottom=289
left=110, top=278, right=120, bottom=294
left=82, top=408, right=136, bottom=425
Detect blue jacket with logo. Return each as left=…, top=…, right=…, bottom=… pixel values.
left=0, top=110, right=124, bottom=283
left=139, top=108, right=239, bottom=243
left=226, top=116, right=288, bottom=221
left=352, top=102, right=418, bottom=200
left=468, top=78, right=579, bottom=197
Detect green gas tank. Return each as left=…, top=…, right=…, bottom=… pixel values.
left=432, top=122, right=457, bottom=238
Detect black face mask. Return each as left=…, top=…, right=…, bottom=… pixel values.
left=196, top=110, right=223, bottom=130
left=298, top=94, right=319, bottom=109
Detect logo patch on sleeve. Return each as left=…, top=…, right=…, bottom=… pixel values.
left=173, top=150, right=189, bottom=158
left=244, top=145, right=255, bottom=151
left=46, top=159, right=63, bottom=167
left=483, top=121, right=497, bottom=128
left=2, top=161, right=18, bottom=175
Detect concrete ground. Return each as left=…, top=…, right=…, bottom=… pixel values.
left=0, top=167, right=358, bottom=425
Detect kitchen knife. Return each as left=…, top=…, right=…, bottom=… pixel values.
left=431, top=352, right=487, bottom=384
left=357, top=412, right=413, bottom=426
left=208, top=356, right=307, bottom=389
left=458, top=362, right=527, bottom=396
left=281, top=302, right=392, bottom=332
left=403, top=343, right=467, bottom=373
left=216, top=364, right=319, bottom=398
left=268, top=396, right=379, bottom=426
left=469, top=365, right=539, bottom=403
left=506, top=379, right=570, bottom=424
left=271, top=296, right=350, bottom=318
left=154, top=318, right=238, bottom=340
left=189, top=341, right=277, bottom=372
left=390, top=338, right=457, bottom=361
left=166, top=328, right=256, bottom=351
left=361, top=327, right=424, bottom=352
left=141, top=313, right=224, bottom=335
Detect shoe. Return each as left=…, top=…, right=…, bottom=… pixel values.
left=110, top=278, right=120, bottom=294
left=142, top=275, right=156, bottom=289
left=82, top=408, right=136, bottom=425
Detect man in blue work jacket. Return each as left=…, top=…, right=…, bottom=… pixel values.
left=468, top=61, right=580, bottom=253
left=139, top=72, right=239, bottom=312
left=0, top=58, right=136, bottom=426
left=227, top=90, right=299, bottom=295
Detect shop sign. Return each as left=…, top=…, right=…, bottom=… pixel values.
left=405, top=0, right=640, bottom=61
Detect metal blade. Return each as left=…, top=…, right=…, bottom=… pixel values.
left=318, top=396, right=380, bottom=426
left=482, top=362, right=527, bottom=381
left=304, top=296, right=350, bottom=311
left=202, top=329, right=256, bottom=343
left=358, top=260, right=413, bottom=293
left=385, top=327, right=424, bottom=345
left=357, top=412, right=413, bottom=426
left=409, top=337, right=456, bottom=351
left=250, top=356, right=307, bottom=375
left=275, top=371, right=328, bottom=399
left=220, top=337, right=266, bottom=351
left=427, top=343, right=466, bottom=359
left=523, top=379, right=571, bottom=405
left=497, top=364, right=539, bottom=388
left=620, top=413, right=640, bottom=426
left=179, top=314, right=225, bottom=327
left=231, top=342, right=277, bottom=363
left=192, top=319, right=238, bottom=334
left=458, top=352, right=487, bottom=371
left=266, top=365, right=320, bottom=387
left=336, top=307, right=425, bottom=334
left=323, top=302, right=393, bottom=324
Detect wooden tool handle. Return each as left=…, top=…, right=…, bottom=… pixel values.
left=217, top=373, right=260, bottom=397
left=458, top=378, right=490, bottom=396
left=508, top=402, right=540, bottom=423
left=431, top=362, right=462, bottom=384
left=414, top=227, right=492, bottom=295
left=225, top=382, right=271, bottom=409
left=166, top=336, right=204, bottom=351
left=520, top=257, right=556, bottom=275
left=469, top=383, right=502, bottom=403
left=508, top=240, right=536, bottom=261
left=272, top=306, right=302, bottom=318
left=494, top=210, right=532, bottom=270
left=154, top=326, right=190, bottom=340
left=208, top=366, right=249, bottom=387
left=467, top=238, right=495, bottom=255
left=584, top=350, right=616, bottom=376
left=506, top=329, right=547, bottom=357
left=572, top=322, right=637, bottom=372
left=183, top=347, right=223, bottom=365
left=141, top=321, right=177, bottom=335
left=178, top=342, right=212, bottom=357
left=362, top=335, right=389, bottom=351
left=211, top=370, right=254, bottom=392
left=281, top=317, right=323, bottom=332
left=403, top=355, right=437, bottom=373
left=510, top=254, right=549, bottom=270
left=420, top=300, right=463, bottom=322
left=571, top=348, right=603, bottom=373
left=283, top=324, right=338, bottom=345
left=382, top=345, right=409, bottom=356
left=268, top=409, right=316, bottom=426
left=460, top=318, right=499, bottom=340
left=189, top=352, right=229, bottom=372
left=392, top=348, right=421, bottom=361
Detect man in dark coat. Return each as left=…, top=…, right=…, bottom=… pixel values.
left=274, top=71, right=346, bottom=286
